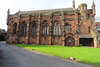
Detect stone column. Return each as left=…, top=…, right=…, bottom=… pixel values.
left=26, top=14, right=30, bottom=44
left=61, top=11, right=65, bottom=46
left=94, top=37, right=98, bottom=48
left=17, top=15, right=21, bottom=43
left=17, top=16, right=20, bottom=34
left=94, top=36, right=100, bottom=48
left=75, top=9, right=79, bottom=45
left=49, top=13, right=53, bottom=45
left=37, top=13, right=41, bottom=45
left=6, top=9, right=10, bottom=25
left=6, top=9, right=10, bottom=43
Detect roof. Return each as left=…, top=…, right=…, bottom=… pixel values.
left=15, top=8, right=74, bottom=15
left=95, top=17, right=100, bottom=22
left=0, top=29, right=6, bottom=34
left=96, top=22, right=100, bottom=23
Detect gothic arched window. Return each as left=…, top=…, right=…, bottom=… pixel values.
left=22, top=23, right=27, bottom=35
left=13, top=23, right=17, bottom=34
left=32, top=23, right=38, bottom=35
left=42, top=23, right=49, bottom=35
left=65, top=23, right=70, bottom=32
left=54, top=22, right=60, bottom=35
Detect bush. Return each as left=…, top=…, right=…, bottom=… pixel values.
left=0, top=35, right=6, bottom=41
left=74, top=44, right=82, bottom=47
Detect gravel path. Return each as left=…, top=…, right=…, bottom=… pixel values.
left=0, top=42, right=94, bottom=67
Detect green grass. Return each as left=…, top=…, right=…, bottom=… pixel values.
left=14, top=44, right=100, bottom=66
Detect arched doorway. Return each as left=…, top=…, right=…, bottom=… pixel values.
left=65, top=37, right=75, bottom=46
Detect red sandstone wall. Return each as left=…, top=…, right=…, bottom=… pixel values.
left=18, top=36, right=28, bottom=44
left=29, top=36, right=38, bottom=45
left=96, top=22, right=100, bottom=33
left=6, top=9, right=95, bottom=46
left=7, top=36, right=18, bottom=44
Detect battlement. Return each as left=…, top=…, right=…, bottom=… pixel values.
left=79, top=3, right=87, bottom=7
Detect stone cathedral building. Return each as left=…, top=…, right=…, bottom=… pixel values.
left=6, top=0, right=100, bottom=48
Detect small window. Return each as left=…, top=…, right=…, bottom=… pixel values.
left=65, top=23, right=70, bottom=32
left=88, top=27, right=90, bottom=33
left=88, top=14, right=90, bottom=18
left=96, top=24, right=97, bottom=29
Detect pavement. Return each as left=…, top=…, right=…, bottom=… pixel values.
left=0, top=42, right=94, bottom=67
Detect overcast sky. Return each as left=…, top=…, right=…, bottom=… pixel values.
left=0, top=0, right=99, bottom=30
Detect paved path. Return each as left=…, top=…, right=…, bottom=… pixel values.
left=0, top=42, right=94, bottom=67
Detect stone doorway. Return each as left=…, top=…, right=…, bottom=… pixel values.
left=65, top=37, right=75, bottom=46
left=79, top=38, right=94, bottom=46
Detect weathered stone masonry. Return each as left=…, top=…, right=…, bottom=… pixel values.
left=6, top=0, right=100, bottom=47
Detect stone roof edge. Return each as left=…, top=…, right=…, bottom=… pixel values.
left=96, top=22, right=100, bottom=23
left=10, top=7, right=92, bottom=16
left=16, top=7, right=74, bottom=14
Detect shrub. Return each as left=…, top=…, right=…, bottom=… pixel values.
left=74, top=44, right=82, bottom=47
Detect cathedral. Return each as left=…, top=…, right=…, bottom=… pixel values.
left=6, top=0, right=100, bottom=48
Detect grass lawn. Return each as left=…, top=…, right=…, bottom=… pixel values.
left=14, top=44, right=100, bottom=66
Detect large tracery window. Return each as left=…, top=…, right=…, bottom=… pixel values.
left=42, top=23, right=49, bottom=35
left=54, top=22, right=60, bottom=35
left=13, top=23, right=17, bottom=34
left=65, top=23, right=70, bottom=32
left=22, top=23, right=27, bottom=35
left=32, top=23, right=38, bottom=35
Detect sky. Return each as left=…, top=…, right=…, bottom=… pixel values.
left=0, top=0, right=99, bottom=30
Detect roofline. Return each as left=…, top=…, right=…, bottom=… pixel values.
left=20, top=7, right=73, bottom=12
left=14, top=7, right=75, bottom=15
left=96, top=22, right=100, bottom=23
